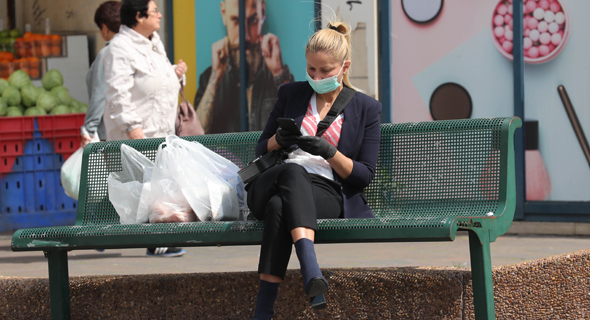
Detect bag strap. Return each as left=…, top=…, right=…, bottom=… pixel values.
left=315, top=86, right=355, bottom=137
left=179, top=81, right=189, bottom=104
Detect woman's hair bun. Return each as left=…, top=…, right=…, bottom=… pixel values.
left=327, top=22, right=350, bottom=36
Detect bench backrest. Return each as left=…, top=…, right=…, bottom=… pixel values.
left=78, top=117, right=520, bottom=238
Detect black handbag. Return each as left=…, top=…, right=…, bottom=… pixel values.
left=238, top=87, right=355, bottom=184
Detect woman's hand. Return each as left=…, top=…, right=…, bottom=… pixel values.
left=128, top=127, right=145, bottom=139
left=275, top=128, right=299, bottom=148
left=297, top=136, right=337, bottom=160
left=175, top=59, right=188, bottom=79
left=81, top=134, right=93, bottom=148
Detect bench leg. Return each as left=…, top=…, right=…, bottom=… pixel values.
left=47, top=251, right=71, bottom=320
left=468, top=230, right=495, bottom=320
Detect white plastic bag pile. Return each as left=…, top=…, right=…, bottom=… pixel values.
left=61, top=133, right=101, bottom=200
left=107, top=135, right=246, bottom=224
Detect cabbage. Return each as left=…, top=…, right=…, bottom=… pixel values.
left=25, top=106, right=47, bottom=116
left=79, top=102, right=89, bottom=113
left=0, top=79, right=8, bottom=93
left=6, top=106, right=23, bottom=117
left=50, top=104, right=71, bottom=115
left=8, top=70, right=32, bottom=89
left=51, top=86, right=72, bottom=106
left=42, top=69, right=64, bottom=90
left=2, top=86, right=21, bottom=106
left=37, top=91, right=58, bottom=112
left=70, top=99, right=81, bottom=109
left=16, top=105, right=25, bottom=114
left=21, top=85, right=40, bottom=107
left=0, top=99, right=7, bottom=116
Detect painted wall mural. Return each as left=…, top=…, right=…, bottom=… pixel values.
left=391, top=0, right=590, bottom=201
left=194, top=0, right=315, bottom=134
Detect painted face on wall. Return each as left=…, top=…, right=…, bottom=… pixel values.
left=221, top=0, right=265, bottom=71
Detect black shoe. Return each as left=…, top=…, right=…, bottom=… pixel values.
left=305, top=276, right=329, bottom=298
left=146, top=247, right=186, bottom=257
left=310, top=294, right=327, bottom=310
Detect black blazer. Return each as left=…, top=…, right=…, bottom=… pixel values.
left=256, top=81, right=382, bottom=219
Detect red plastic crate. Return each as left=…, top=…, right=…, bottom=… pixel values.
left=0, top=114, right=85, bottom=174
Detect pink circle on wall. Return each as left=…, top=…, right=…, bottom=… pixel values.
left=491, top=0, right=570, bottom=64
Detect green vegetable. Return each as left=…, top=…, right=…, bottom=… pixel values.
left=6, top=106, right=23, bottom=117
left=9, top=29, right=21, bottom=39
left=50, top=104, right=70, bottom=115
left=2, top=86, right=21, bottom=106
left=8, top=70, right=32, bottom=89
left=79, top=102, right=89, bottom=113
left=42, top=69, right=64, bottom=90
left=24, top=106, right=47, bottom=116
left=21, top=84, right=41, bottom=107
left=0, top=100, right=7, bottom=116
left=51, top=86, right=72, bottom=106
left=70, top=99, right=81, bottom=109
left=0, top=79, right=9, bottom=93
left=17, top=105, right=25, bottom=114
left=37, top=91, right=58, bottom=112
left=0, top=30, right=8, bottom=39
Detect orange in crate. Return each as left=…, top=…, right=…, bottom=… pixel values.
left=51, top=34, right=62, bottom=46
left=0, top=62, right=8, bottom=78
left=51, top=45, right=61, bottom=56
left=0, top=52, right=15, bottom=62
left=29, top=67, right=40, bottom=79
left=29, top=57, right=40, bottom=68
left=41, top=45, right=51, bottom=57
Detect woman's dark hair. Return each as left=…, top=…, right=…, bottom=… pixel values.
left=120, top=0, right=151, bottom=28
left=94, top=1, right=122, bottom=33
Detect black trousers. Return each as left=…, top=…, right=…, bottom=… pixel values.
left=246, top=163, right=343, bottom=279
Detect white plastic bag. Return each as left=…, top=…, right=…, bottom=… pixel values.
left=61, top=133, right=100, bottom=200
left=148, top=139, right=197, bottom=223
left=108, top=144, right=154, bottom=224
left=151, top=136, right=245, bottom=222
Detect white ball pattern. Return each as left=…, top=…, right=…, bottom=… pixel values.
left=493, top=0, right=567, bottom=60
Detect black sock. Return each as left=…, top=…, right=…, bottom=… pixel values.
left=254, top=279, right=279, bottom=320
left=294, top=238, right=324, bottom=289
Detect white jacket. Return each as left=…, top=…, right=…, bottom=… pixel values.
left=103, top=25, right=181, bottom=141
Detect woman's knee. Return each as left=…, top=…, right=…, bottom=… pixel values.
left=278, top=163, right=309, bottom=181
left=265, top=196, right=282, bottom=217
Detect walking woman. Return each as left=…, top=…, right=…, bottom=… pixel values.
left=246, top=19, right=382, bottom=319
left=103, top=0, right=188, bottom=257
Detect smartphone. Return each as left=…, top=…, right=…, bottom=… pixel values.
left=277, top=118, right=302, bottom=136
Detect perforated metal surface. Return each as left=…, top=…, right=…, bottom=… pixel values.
left=14, top=118, right=517, bottom=249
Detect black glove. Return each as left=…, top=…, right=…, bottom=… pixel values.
left=275, top=128, right=299, bottom=148
left=297, top=136, right=337, bottom=160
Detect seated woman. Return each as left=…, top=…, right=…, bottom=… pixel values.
left=246, top=19, right=382, bottom=319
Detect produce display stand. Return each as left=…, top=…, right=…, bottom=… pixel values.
left=0, top=114, right=84, bottom=232
left=0, top=34, right=90, bottom=231
left=31, top=34, right=89, bottom=104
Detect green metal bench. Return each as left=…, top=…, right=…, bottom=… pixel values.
left=12, top=117, right=522, bottom=320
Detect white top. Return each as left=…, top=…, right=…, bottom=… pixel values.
left=103, top=25, right=183, bottom=141
left=285, top=93, right=344, bottom=180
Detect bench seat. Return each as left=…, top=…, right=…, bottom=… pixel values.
left=11, top=117, right=522, bottom=320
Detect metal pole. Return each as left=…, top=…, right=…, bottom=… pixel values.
left=165, top=0, right=174, bottom=63
left=512, top=0, right=525, bottom=220
left=239, top=0, right=249, bottom=132
left=377, top=0, right=392, bottom=123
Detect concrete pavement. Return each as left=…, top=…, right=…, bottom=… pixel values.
left=2, top=230, right=590, bottom=278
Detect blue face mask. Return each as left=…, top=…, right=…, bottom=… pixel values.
left=306, top=62, right=345, bottom=94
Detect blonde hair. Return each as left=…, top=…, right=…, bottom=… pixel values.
left=306, top=20, right=359, bottom=91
